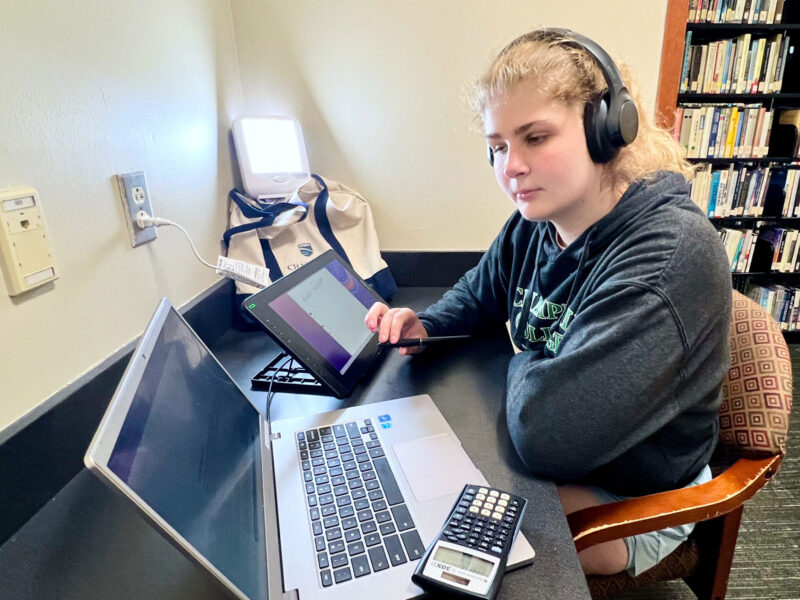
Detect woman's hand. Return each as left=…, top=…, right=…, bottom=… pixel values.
left=365, top=302, right=429, bottom=355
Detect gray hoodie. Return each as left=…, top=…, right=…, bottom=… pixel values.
left=418, top=171, right=731, bottom=496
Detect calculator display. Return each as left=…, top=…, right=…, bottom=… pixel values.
left=433, top=546, right=493, bottom=577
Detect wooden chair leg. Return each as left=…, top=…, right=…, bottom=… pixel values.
left=685, top=505, right=744, bottom=600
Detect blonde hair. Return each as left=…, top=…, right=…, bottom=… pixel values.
left=470, top=29, right=694, bottom=191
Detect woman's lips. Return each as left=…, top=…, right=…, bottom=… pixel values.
left=514, top=188, right=542, bottom=200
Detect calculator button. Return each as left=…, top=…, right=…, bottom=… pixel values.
left=478, top=487, right=489, bottom=494
left=489, top=490, right=499, bottom=498
left=496, top=506, right=505, bottom=514
left=481, top=509, right=492, bottom=517
left=491, top=545, right=503, bottom=554
left=469, top=506, right=480, bottom=514
left=476, top=493, right=486, bottom=501
left=500, top=493, right=510, bottom=500
left=472, top=500, right=482, bottom=507
left=498, top=499, right=508, bottom=507
left=492, top=512, right=503, bottom=520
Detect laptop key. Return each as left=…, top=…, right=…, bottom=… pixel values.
left=338, top=505, right=355, bottom=518
left=328, top=540, right=345, bottom=554
left=325, top=527, right=342, bottom=542
left=355, top=498, right=370, bottom=511
left=352, top=488, right=366, bottom=500
left=320, top=569, right=333, bottom=587
left=306, top=429, right=319, bottom=442
left=375, top=510, right=392, bottom=523
left=304, top=471, right=313, bottom=483
left=320, top=426, right=332, bottom=436
left=313, top=521, right=323, bottom=536
left=351, top=554, right=371, bottom=577
left=315, top=536, right=326, bottom=552
left=368, top=447, right=385, bottom=459
left=361, top=520, right=377, bottom=534
left=379, top=522, right=395, bottom=535
left=335, top=496, right=352, bottom=507
left=391, top=504, right=415, bottom=531
left=347, top=540, right=365, bottom=555
left=341, top=516, right=358, bottom=530
left=372, top=457, right=404, bottom=505
left=331, top=475, right=346, bottom=486
left=331, top=553, right=348, bottom=569
left=372, top=499, right=387, bottom=512
left=333, top=424, right=346, bottom=438
left=364, top=533, right=381, bottom=546
left=363, top=471, right=377, bottom=481
left=309, top=507, right=320, bottom=520
left=401, top=530, right=426, bottom=560
left=345, top=529, right=361, bottom=543
left=318, top=494, right=334, bottom=506
left=307, top=495, right=317, bottom=507
left=357, top=509, right=373, bottom=522
left=323, top=516, right=339, bottom=528
left=333, top=567, right=352, bottom=584
left=318, top=483, right=332, bottom=494
left=365, top=479, right=380, bottom=491
left=368, top=546, right=389, bottom=572
left=334, top=485, right=349, bottom=496
left=384, top=534, right=407, bottom=566
left=322, top=505, right=337, bottom=517
left=317, top=552, right=329, bottom=569
left=346, top=422, right=360, bottom=439
left=368, top=490, right=384, bottom=501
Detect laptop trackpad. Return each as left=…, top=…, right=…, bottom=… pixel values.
left=393, top=433, right=482, bottom=503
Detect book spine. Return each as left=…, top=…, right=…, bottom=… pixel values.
left=680, top=31, right=693, bottom=93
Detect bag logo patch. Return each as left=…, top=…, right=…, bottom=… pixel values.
left=298, top=243, right=313, bottom=257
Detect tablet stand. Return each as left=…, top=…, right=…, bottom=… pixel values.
left=251, top=352, right=328, bottom=395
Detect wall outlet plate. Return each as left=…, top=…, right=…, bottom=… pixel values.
left=117, top=171, right=156, bottom=247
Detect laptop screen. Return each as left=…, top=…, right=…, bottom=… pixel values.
left=106, top=308, right=267, bottom=599
left=266, top=257, right=375, bottom=374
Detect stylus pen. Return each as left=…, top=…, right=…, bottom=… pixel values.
left=377, top=335, right=472, bottom=348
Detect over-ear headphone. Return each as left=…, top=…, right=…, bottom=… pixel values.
left=487, top=28, right=639, bottom=166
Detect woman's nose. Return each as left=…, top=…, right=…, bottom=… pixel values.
left=503, top=146, right=530, bottom=179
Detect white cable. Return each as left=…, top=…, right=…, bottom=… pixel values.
left=135, top=210, right=268, bottom=289
left=136, top=211, right=217, bottom=269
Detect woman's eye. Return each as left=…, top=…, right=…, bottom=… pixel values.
left=527, top=135, right=546, bottom=145
left=492, top=145, right=507, bottom=154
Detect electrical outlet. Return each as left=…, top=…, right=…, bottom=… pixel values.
left=117, top=171, right=156, bottom=247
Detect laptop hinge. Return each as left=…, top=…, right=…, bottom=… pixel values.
left=282, top=589, right=299, bottom=600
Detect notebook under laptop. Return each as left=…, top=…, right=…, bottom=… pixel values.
left=84, top=299, right=534, bottom=600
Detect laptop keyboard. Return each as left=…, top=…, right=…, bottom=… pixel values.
left=296, top=418, right=426, bottom=587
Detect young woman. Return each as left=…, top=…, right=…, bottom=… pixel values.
left=365, top=29, right=731, bottom=576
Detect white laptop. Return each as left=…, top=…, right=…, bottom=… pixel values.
left=84, top=299, right=534, bottom=599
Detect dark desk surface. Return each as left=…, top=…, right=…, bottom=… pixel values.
left=0, top=287, right=590, bottom=599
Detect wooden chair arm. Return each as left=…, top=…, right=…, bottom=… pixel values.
left=567, top=455, right=782, bottom=552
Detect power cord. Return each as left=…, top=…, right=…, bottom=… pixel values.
left=135, top=210, right=269, bottom=289
left=266, top=354, right=293, bottom=440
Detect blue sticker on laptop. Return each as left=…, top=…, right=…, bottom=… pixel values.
left=381, top=422, right=392, bottom=429
left=378, top=414, right=391, bottom=423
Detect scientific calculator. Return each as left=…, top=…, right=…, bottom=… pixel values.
left=412, top=484, right=527, bottom=600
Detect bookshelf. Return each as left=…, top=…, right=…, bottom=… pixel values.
left=657, top=0, right=800, bottom=340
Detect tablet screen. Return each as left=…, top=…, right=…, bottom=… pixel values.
left=267, top=259, right=374, bottom=374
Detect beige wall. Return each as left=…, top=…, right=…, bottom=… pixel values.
left=0, top=0, right=669, bottom=435
left=0, top=0, right=243, bottom=433
left=231, top=0, right=669, bottom=250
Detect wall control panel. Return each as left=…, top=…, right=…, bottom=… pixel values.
left=0, top=188, right=58, bottom=296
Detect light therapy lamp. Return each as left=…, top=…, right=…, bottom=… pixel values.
left=231, top=115, right=311, bottom=199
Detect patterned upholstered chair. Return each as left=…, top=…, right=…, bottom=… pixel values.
left=567, top=290, right=793, bottom=600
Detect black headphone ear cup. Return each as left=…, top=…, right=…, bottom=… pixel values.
left=487, top=145, right=495, bottom=167
left=584, top=93, right=617, bottom=163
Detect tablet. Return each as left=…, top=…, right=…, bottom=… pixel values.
left=242, top=250, right=385, bottom=397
